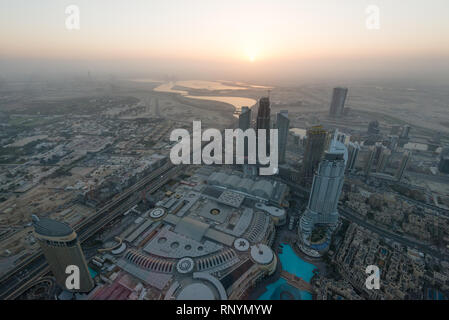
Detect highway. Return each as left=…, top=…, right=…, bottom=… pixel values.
left=347, top=172, right=449, bottom=217
left=339, top=206, right=448, bottom=260
left=0, top=162, right=182, bottom=300
left=393, top=192, right=449, bottom=218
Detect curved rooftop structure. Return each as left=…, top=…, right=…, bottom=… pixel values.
left=234, top=238, right=250, bottom=252
left=177, top=257, right=195, bottom=274
left=205, top=171, right=288, bottom=205
left=207, top=172, right=228, bottom=186
left=223, top=175, right=241, bottom=189
left=251, top=180, right=273, bottom=199
left=111, top=243, right=127, bottom=255
left=149, top=207, right=166, bottom=220
left=250, top=244, right=274, bottom=265
left=255, top=203, right=286, bottom=218
left=176, top=283, right=215, bottom=300
left=32, top=216, right=74, bottom=238
left=237, top=178, right=254, bottom=193
left=106, top=168, right=283, bottom=300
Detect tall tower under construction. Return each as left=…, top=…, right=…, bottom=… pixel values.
left=32, top=215, right=94, bottom=292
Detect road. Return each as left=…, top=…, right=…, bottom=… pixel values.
left=0, top=163, right=182, bottom=300
left=409, top=171, right=449, bottom=185
left=339, top=206, right=448, bottom=260
left=393, top=192, right=449, bottom=218
left=287, top=183, right=449, bottom=260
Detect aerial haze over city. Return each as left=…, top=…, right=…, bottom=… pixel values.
left=1, top=0, right=449, bottom=306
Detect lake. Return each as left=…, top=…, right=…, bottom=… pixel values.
left=154, top=81, right=257, bottom=112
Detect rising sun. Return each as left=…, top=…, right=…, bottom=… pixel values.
left=245, top=48, right=258, bottom=63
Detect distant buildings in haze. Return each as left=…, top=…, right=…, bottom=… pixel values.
left=329, top=87, right=348, bottom=118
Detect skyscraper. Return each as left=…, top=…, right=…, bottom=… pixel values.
left=32, top=215, right=94, bottom=292
left=364, top=146, right=376, bottom=176
left=298, top=135, right=346, bottom=253
left=329, top=87, right=348, bottom=118
left=395, top=151, right=411, bottom=181
left=376, top=148, right=391, bottom=173
left=336, top=132, right=346, bottom=144
left=302, top=125, right=327, bottom=178
left=346, top=142, right=360, bottom=172
left=256, top=97, right=271, bottom=175
left=239, top=106, right=251, bottom=131
left=239, top=106, right=252, bottom=161
left=276, top=110, right=289, bottom=164
left=400, top=125, right=411, bottom=139
left=387, top=135, right=399, bottom=151
left=367, top=120, right=380, bottom=135
left=256, top=97, right=271, bottom=131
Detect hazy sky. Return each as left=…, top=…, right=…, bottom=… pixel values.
left=1, top=0, right=449, bottom=82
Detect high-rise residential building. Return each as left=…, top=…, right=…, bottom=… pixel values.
left=395, top=151, right=411, bottom=181
left=276, top=110, right=289, bottom=164
left=387, top=135, right=399, bottom=151
left=376, top=149, right=391, bottom=173
left=329, top=87, right=348, bottom=118
left=364, top=146, right=376, bottom=176
left=346, top=142, right=360, bottom=172
left=302, top=125, right=327, bottom=178
left=298, top=135, right=346, bottom=252
left=374, top=143, right=384, bottom=162
left=336, top=132, right=346, bottom=144
left=32, top=215, right=94, bottom=292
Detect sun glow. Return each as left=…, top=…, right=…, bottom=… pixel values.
left=245, top=48, right=259, bottom=63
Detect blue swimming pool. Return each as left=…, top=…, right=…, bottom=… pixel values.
left=258, top=243, right=316, bottom=300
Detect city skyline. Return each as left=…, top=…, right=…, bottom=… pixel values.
left=1, top=0, right=449, bottom=304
